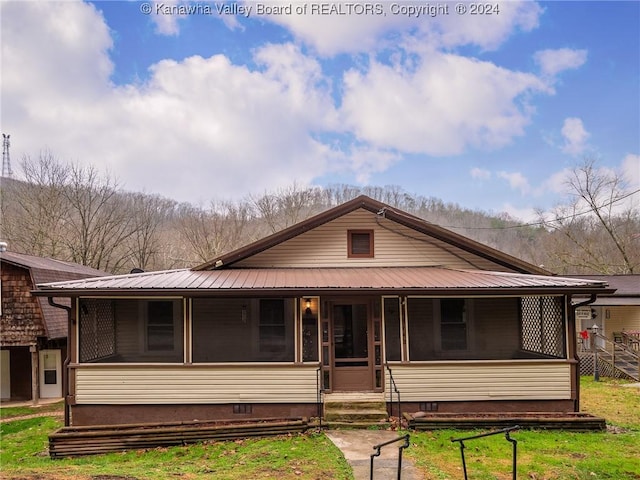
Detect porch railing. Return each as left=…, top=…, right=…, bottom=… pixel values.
left=580, top=331, right=639, bottom=381
left=385, top=364, right=401, bottom=428
left=370, top=433, right=410, bottom=480
left=615, top=331, right=640, bottom=352
left=451, top=426, right=519, bottom=480
left=316, top=366, right=324, bottom=429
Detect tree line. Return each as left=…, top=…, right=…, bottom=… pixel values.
left=1, top=153, right=638, bottom=275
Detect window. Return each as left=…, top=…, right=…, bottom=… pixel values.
left=259, top=299, right=286, bottom=353
left=147, top=301, right=175, bottom=351
left=348, top=230, right=374, bottom=258
left=440, top=299, right=467, bottom=350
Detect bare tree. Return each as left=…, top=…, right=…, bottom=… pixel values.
left=3, top=153, right=71, bottom=257
left=177, top=200, right=253, bottom=264
left=57, top=163, right=134, bottom=271
left=540, top=158, right=640, bottom=274
left=251, top=183, right=323, bottom=234
left=122, top=193, right=177, bottom=271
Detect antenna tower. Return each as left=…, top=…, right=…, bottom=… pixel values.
left=2, top=134, right=13, bottom=178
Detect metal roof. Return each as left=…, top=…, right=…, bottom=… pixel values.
left=34, top=266, right=611, bottom=296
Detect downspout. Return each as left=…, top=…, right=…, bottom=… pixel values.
left=48, top=297, right=72, bottom=427
left=570, top=294, right=597, bottom=412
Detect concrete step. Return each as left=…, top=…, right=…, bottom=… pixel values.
left=322, top=420, right=392, bottom=429
left=325, top=409, right=389, bottom=423
left=323, top=392, right=389, bottom=424
left=324, top=401, right=387, bottom=411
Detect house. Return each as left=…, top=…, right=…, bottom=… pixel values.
left=573, top=275, right=639, bottom=380
left=34, top=196, right=612, bottom=427
left=573, top=275, right=640, bottom=342
left=0, top=248, right=106, bottom=402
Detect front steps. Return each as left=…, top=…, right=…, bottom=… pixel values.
left=323, top=392, right=389, bottom=427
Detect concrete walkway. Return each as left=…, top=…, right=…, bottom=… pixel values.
left=326, top=430, right=422, bottom=480
left=0, top=397, right=63, bottom=408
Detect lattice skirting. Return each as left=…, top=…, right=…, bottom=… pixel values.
left=578, top=353, right=633, bottom=380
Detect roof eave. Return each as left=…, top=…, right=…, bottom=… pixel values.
left=33, top=286, right=616, bottom=298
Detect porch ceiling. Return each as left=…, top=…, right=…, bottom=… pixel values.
left=33, top=266, right=613, bottom=297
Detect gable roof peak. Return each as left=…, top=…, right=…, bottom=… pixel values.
left=193, top=195, right=549, bottom=275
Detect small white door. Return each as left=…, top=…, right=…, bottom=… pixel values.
left=39, top=350, right=62, bottom=398
left=0, top=350, right=10, bottom=400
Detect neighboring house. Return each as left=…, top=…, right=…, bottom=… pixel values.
left=573, top=275, right=640, bottom=340
left=35, top=196, right=612, bottom=427
left=0, top=249, right=106, bottom=402
left=573, top=275, right=639, bottom=380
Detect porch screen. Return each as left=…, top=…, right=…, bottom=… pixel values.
left=383, top=297, right=401, bottom=361
left=405, top=297, right=524, bottom=360
left=79, top=299, right=116, bottom=363
left=520, top=296, right=566, bottom=359
left=78, top=298, right=184, bottom=363
left=192, top=298, right=295, bottom=362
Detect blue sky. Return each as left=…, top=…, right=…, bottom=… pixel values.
left=1, top=0, right=638, bottom=220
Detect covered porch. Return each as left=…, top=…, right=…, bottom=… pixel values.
left=66, top=287, right=578, bottom=425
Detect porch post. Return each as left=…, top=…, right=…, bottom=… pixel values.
left=30, top=344, right=38, bottom=406
left=566, top=295, right=579, bottom=412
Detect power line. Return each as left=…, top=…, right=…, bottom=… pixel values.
left=439, top=188, right=640, bottom=231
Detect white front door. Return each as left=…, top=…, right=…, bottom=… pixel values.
left=0, top=350, right=10, bottom=400
left=39, top=350, right=62, bottom=398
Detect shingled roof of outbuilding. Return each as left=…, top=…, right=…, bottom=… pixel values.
left=1, top=250, right=107, bottom=339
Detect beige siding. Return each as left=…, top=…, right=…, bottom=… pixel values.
left=237, top=209, right=513, bottom=271
left=385, top=362, right=571, bottom=401
left=74, top=365, right=318, bottom=404
left=604, top=306, right=640, bottom=335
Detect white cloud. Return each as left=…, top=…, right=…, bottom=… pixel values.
left=1, top=1, right=345, bottom=202
left=470, top=168, right=491, bottom=180
left=254, top=7, right=407, bottom=56
left=498, top=171, right=531, bottom=194
left=256, top=1, right=543, bottom=56
left=0, top=0, right=597, bottom=207
left=542, top=168, right=572, bottom=194
left=1, top=1, right=113, bottom=101
left=621, top=154, right=640, bottom=188
left=434, top=1, right=542, bottom=51
left=534, top=48, right=588, bottom=77
left=500, top=203, right=539, bottom=223
left=561, top=117, right=590, bottom=155
left=341, top=52, right=548, bottom=155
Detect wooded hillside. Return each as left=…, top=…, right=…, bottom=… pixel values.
left=1, top=155, right=637, bottom=275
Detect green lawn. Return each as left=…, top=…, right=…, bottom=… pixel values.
left=406, top=377, right=640, bottom=479
left=1, top=377, right=638, bottom=480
